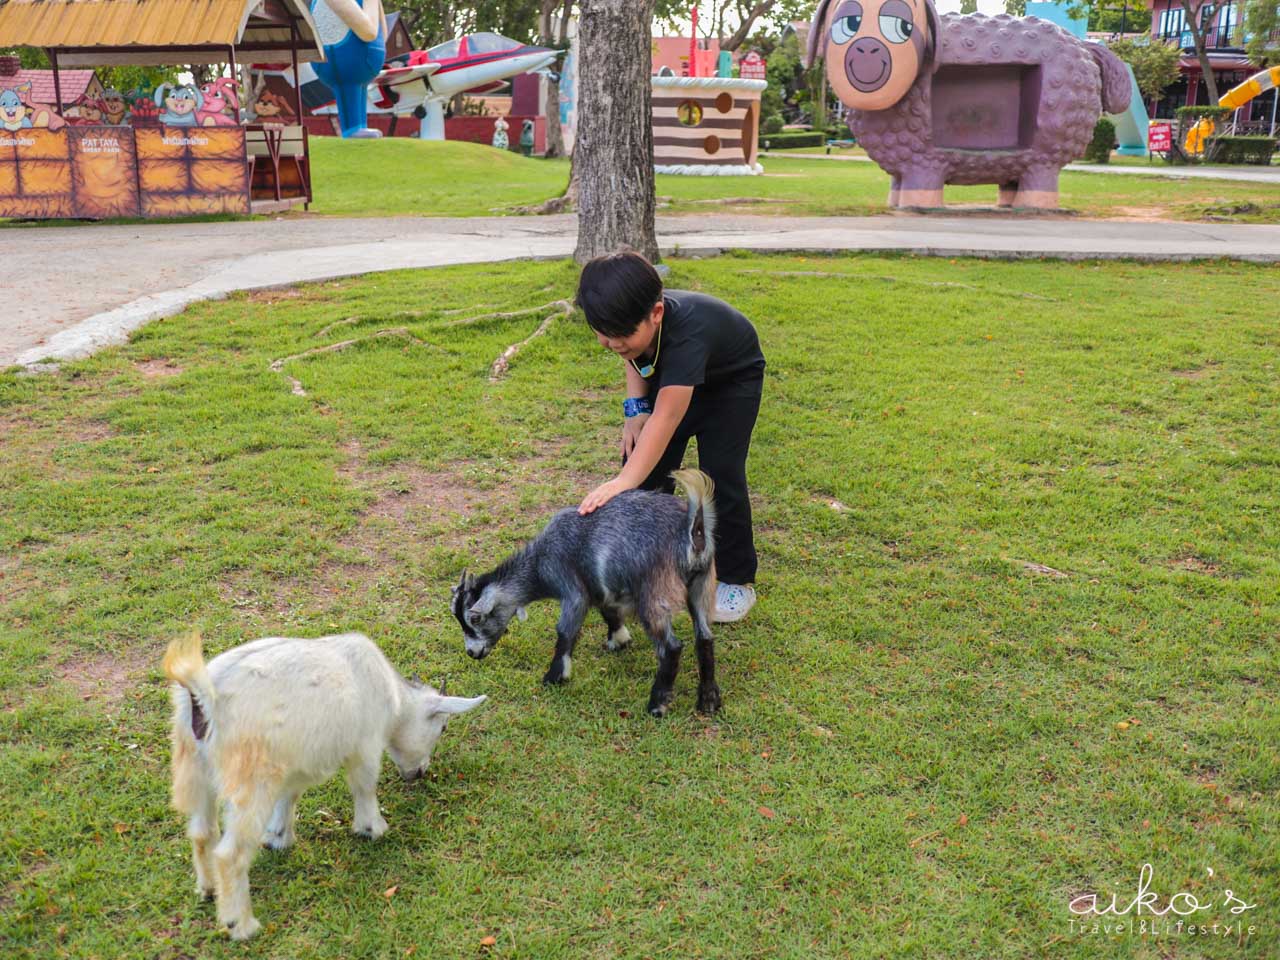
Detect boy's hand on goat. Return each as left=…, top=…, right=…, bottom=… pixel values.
left=621, top=413, right=649, bottom=459
left=579, top=477, right=631, bottom=515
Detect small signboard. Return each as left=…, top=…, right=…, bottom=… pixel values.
left=739, top=50, right=767, bottom=81
left=1148, top=121, right=1172, bottom=154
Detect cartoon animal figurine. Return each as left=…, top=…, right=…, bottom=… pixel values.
left=69, top=94, right=104, bottom=125
left=806, top=1, right=1131, bottom=209
left=197, top=78, right=240, bottom=126
left=154, top=83, right=203, bottom=127
left=101, top=88, right=130, bottom=125
left=252, top=90, right=295, bottom=125
left=0, top=83, right=67, bottom=132
left=309, top=0, right=387, bottom=138
left=519, top=118, right=535, bottom=156
left=491, top=116, right=509, bottom=150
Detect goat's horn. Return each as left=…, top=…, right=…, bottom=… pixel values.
left=410, top=672, right=422, bottom=685
left=439, top=676, right=448, bottom=696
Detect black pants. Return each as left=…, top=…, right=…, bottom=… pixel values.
left=636, top=378, right=762, bottom=584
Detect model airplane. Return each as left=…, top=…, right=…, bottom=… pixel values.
left=372, top=32, right=561, bottom=138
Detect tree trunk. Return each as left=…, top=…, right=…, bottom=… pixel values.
left=573, top=0, right=658, bottom=264
left=1179, top=0, right=1220, bottom=103
left=721, top=1, right=775, bottom=53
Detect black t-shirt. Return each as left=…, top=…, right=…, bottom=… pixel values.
left=650, top=289, right=765, bottom=392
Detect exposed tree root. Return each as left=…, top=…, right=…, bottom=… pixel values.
left=443, top=300, right=571, bottom=330
left=270, top=328, right=430, bottom=397
left=488, top=300, right=573, bottom=382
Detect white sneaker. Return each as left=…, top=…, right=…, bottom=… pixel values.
left=713, top=583, right=756, bottom=623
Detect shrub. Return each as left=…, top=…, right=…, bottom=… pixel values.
left=1083, top=117, right=1116, bottom=163
left=762, top=114, right=785, bottom=135
left=761, top=131, right=826, bottom=149
left=1214, top=136, right=1277, bottom=165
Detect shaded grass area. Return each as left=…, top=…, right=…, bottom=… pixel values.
left=1, top=255, right=1278, bottom=959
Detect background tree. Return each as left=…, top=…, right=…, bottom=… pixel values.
left=1243, top=0, right=1280, bottom=66
left=654, top=1, right=814, bottom=54
left=1108, top=32, right=1181, bottom=101
left=539, top=0, right=575, bottom=158
left=574, top=0, right=659, bottom=263
left=1177, top=0, right=1222, bottom=102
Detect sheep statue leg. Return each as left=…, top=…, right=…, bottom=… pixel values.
left=888, top=175, right=902, bottom=207
left=895, top=168, right=946, bottom=209
left=998, top=182, right=1018, bottom=208
left=1013, top=167, right=1060, bottom=209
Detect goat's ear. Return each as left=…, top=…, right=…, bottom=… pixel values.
left=452, top=570, right=467, bottom=596
left=515, top=606, right=528, bottom=622
left=433, top=694, right=487, bottom=716
left=470, top=588, right=498, bottom=616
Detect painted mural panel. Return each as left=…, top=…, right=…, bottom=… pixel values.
left=67, top=126, right=140, bottom=219
left=0, top=129, right=74, bottom=218
left=135, top=126, right=249, bottom=217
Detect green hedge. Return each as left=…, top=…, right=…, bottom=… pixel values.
left=1214, top=136, right=1277, bottom=165
left=1175, top=105, right=1232, bottom=121
left=761, top=131, right=826, bottom=149
left=1083, top=117, right=1116, bottom=163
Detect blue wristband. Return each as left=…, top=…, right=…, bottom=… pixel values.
left=623, top=397, right=653, bottom=418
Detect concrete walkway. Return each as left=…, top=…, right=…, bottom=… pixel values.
left=780, top=151, right=1280, bottom=184
left=4, top=212, right=1280, bottom=367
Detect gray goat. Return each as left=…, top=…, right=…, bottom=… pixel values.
left=452, top=469, right=720, bottom=717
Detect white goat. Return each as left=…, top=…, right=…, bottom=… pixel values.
left=164, top=631, right=486, bottom=940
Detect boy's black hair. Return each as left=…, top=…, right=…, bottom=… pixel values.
left=576, top=251, right=664, bottom=338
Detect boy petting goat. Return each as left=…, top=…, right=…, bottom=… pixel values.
left=452, top=468, right=720, bottom=717
left=165, top=630, right=486, bottom=940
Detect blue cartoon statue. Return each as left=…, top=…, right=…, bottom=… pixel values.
left=310, top=0, right=386, bottom=138
left=154, top=83, right=203, bottom=126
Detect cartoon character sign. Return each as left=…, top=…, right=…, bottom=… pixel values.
left=68, top=94, right=105, bottom=125
left=309, top=0, right=387, bottom=138
left=252, top=90, right=296, bottom=125
left=101, top=88, right=130, bottom=125
left=0, top=82, right=67, bottom=131
left=154, top=83, right=203, bottom=126
left=198, top=78, right=241, bottom=126
left=816, top=0, right=938, bottom=112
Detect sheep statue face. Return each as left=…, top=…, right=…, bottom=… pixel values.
left=807, top=1, right=1133, bottom=210
left=812, top=0, right=938, bottom=112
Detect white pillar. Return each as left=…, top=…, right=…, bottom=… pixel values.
left=419, top=100, right=446, bottom=140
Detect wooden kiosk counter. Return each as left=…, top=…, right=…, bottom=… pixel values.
left=0, top=0, right=323, bottom=219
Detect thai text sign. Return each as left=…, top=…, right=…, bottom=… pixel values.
left=1148, top=122, right=1172, bottom=154
left=739, top=51, right=767, bottom=81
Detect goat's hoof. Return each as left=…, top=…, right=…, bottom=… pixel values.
left=354, top=819, right=388, bottom=840
left=542, top=669, right=567, bottom=686
left=647, top=696, right=672, bottom=718
left=696, top=685, right=722, bottom=715
left=262, top=833, right=293, bottom=851
left=226, top=916, right=261, bottom=940
left=196, top=884, right=216, bottom=901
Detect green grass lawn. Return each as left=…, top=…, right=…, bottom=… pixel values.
left=306, top=137, right=1280, bottom=223
left=2, top=254, right=1278, bottom=958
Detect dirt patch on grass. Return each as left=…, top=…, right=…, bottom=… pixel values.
left=243, top=286, right=308, bottom=305
left=1172, top=361, right=1220, bottom=380
left=1109, top=206, right=1174, bottom=221
left=67, top=419, right=116, bottom=443
left=54, top=644, right=154, bottom=706
left=1170, top=554, right=1224, bottom=576
left=0, top=412, right=39, bottom=442
left=134, top=359, right=184, bottom=379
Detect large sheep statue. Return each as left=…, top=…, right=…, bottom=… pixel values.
left=807, top=0, right=1131, bottom=209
